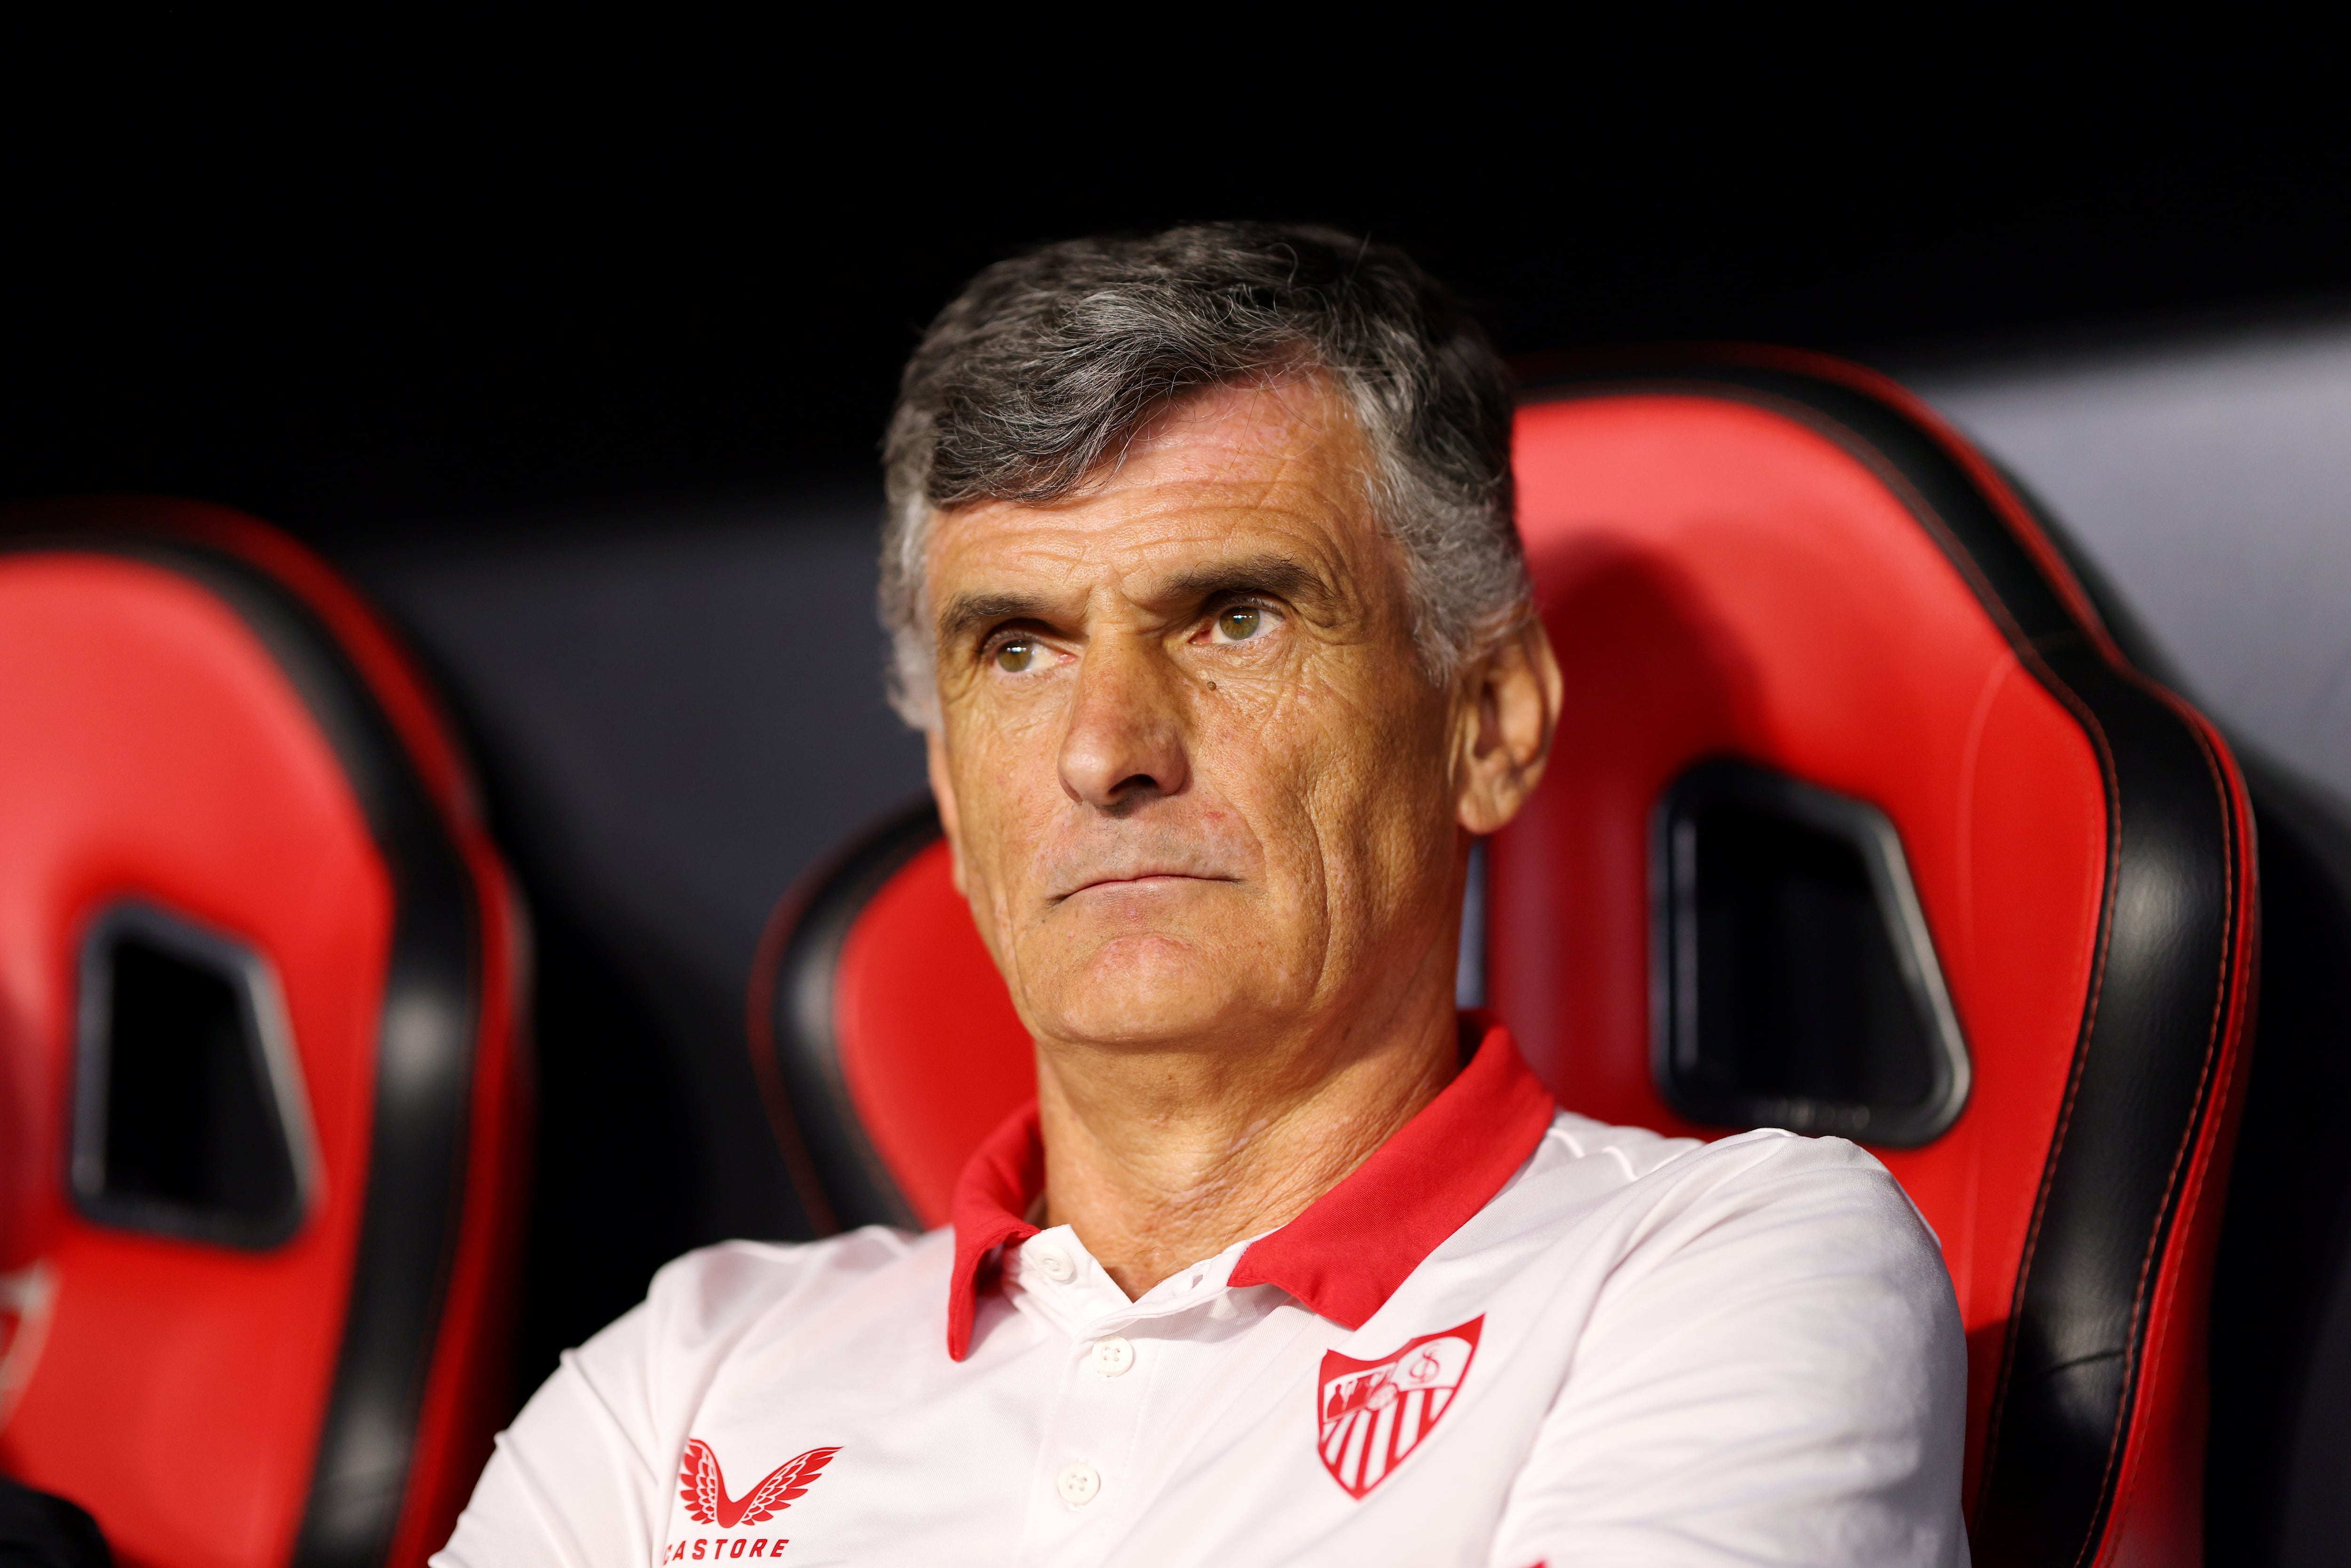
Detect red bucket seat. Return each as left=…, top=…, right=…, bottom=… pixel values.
left=0, top=501, right=529, bottom=1568
left=746, top=350, right=2258, bottom=1567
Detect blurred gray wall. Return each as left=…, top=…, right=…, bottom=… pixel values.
left=1908, top=317, right=2351, bottom=807
left=345, top=493, right=925, bottom=1381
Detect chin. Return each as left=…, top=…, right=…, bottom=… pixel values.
left=1024, top=930, right=1266, bottom=1048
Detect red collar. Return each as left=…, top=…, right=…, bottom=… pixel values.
left=945, top=1016, right=1558, bottom=1359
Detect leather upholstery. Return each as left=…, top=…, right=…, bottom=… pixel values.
left=1493, top=351, right=2256, bottom=1565
left=0, top=501, right=529, bottom=1568
left=750, top=350, right=2258, bottom=1566
left=750, top=806, right=1027, bottom=1233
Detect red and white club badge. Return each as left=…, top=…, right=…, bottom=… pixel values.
left=1316, top=1316, right=1482, bottom=1499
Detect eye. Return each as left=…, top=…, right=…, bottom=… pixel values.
left=994, top=638, right=1036, bottom=672
left=1211, top=605, right=1262, bottom=643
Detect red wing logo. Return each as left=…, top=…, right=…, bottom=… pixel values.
left=1316, top=1317, right=1482, bottom=1500
left=678, top=1439, right=841, bottom=1527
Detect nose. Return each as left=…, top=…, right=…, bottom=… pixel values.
left=1057, top=635, right=1190, bottom=811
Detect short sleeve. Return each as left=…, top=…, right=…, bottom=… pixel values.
left=429, top=1234, right=913, bottom=1568
left=1486, top=1135, right=1970, bottom=1568
left=432, top=1297, right=671, bottom=1568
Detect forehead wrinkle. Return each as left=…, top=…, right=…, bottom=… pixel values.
left=1083, top=374, right=1369, bottom=516
left=943, top=481, right=1342, bottom=593
left=929, top=512, right=1107, bottom=628
left=1142, top=411, right=1360, bottom=517
left=1121, top=370, right=1357, bottom=463
left=926, top=379, right=1381, bottom=637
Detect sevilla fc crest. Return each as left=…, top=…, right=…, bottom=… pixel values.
left=678, top=1438, right=840, bottom=1526
left=1316, top=1317, right=1481, bottom=1499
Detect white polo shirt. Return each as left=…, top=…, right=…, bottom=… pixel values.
left=437, top=1021, right=1966, bottom=1568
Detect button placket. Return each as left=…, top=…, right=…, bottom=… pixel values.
left=1010, top=1243, right=1284, bottom=1557
left=1010, top=1234, right=1155, bottom=1544
left=1040, top=1331, right=1137, bottom=1520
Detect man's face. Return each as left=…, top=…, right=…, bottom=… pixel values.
left=923, top=377, right=1472, bottom=1056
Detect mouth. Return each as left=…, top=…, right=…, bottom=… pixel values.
left=1055, top=871, right=1239, bottom=904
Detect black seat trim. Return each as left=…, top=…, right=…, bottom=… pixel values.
left=748, top=797, right=943, bottom=1234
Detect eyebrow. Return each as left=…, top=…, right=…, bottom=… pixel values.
left=1155, top=553, right=1330, bottom=610
left=932, top=551, right=1337, bottom=653
left=935, top=591, right=1057, bottom=653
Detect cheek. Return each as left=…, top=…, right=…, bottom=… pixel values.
left=1296, top=683, right=1458, bottom=903
left=1220, top=670, right=1452, bottom=897
left=943, top=712, right=1064, bottom=887
left=949, top=680, right=1064, bottom=782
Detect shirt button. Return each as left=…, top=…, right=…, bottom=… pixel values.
left=1056, top=1461, right=1101, bottom=1507
left=1032, top=1243, right=1074, bottom=1282
left=1090, top=1336, right=1134, bottom=1378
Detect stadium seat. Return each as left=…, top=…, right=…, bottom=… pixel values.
left=1488, top=349, right=2254, bottom=1566
left=0, top=500, right=529, bottom=1568
left=748, top=349, right=2259, bottom=1566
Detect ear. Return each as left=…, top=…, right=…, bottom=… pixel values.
left=1452, top=616, right=1562, bottom=836
left=925, top=729, right=970, bottom=895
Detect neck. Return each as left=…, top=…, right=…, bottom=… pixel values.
left=1035, top=976, right=1463, bottom=1299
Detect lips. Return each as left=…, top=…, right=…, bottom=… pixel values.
left=1035, top=816, right=1257, bottom=906
left=1057, top=868, right=1235, bottom=902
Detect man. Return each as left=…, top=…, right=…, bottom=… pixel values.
left=438, top=225, right=1966, bottom=1567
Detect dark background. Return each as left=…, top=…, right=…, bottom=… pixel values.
left=5, top=15, right=2346, bottom=534
left=7, top=16, right=2347, bottom=1394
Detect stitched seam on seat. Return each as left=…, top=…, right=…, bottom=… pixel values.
left=2068, top=673, right=2245, bottom=1568
left=1968, top=652, right=2120, bottom=1537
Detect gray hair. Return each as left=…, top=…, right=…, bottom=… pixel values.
left=878, top=222, right=1529, bottom=729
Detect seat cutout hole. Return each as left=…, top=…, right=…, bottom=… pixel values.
left=75, top=905, right=312, bottom=1247
left=1653, top=759, right=1970, bottom=1146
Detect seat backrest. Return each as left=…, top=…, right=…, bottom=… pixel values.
left=749, top=350, right=2257, bottom=1567
left=749, top=804, right=1027, bottom=1234
left=0, top=500, right=529, bottom=1568
left=1489, top=349, right=2254, bottom=1565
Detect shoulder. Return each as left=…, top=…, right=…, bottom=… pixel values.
left=1541, top=1107, right=1887, bottom=1181
left=1540, top=1107, right=1920, bottom=1202
left=1507, top=1111, right=1943, bottom=1278
left=1480, top=1113, right=1959, bottom=1394
left=625, top=1223, right=952, bottom=1363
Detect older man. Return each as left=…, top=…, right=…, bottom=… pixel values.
left=438, top=225, right=1965, bottom=1568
